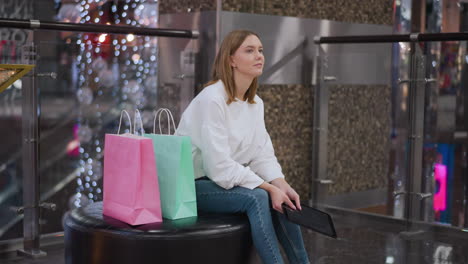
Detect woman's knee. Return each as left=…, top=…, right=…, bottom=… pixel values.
left=248, top=188, right=270, bottom=207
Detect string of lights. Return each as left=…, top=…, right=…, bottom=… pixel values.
left=70, top=0, right=159, bottom=209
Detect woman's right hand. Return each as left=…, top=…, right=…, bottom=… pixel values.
left=259, top=182, right=296, bottom=214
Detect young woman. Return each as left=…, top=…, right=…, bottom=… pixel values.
left=175, top=30, right=310, bottom=264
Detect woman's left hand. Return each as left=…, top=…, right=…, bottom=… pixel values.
left=270, top=178, right=302, bottom=210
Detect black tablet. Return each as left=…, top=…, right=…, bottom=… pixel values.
left=282, top=204, right=337, bottom=238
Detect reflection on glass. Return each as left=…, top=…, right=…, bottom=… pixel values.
left=68, top=1, right=160, bottom=214
left=0, top=64, right=34, bottom=94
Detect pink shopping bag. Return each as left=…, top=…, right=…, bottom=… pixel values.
left=103, top=110, right=162, bottom=225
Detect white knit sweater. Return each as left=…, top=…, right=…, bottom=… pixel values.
left=175, top=80, right=284, bottom=190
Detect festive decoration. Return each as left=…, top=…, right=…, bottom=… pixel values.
left=61, top=0, right=159, bottom=208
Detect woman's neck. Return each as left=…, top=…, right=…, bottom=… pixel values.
left=233, top=72, right=253, bottom=100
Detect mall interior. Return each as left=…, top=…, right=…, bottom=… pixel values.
left=0, top=0, right=468, bottom=263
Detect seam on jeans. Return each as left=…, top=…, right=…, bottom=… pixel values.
left=278, top=216, right=303, bottom=264
left=198, top=191, right=281, bottom=263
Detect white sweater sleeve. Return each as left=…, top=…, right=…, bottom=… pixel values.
left=199, top=99, right=265, bottom=190
left=249, top=102, right=285, bottom=182
left=249, top=131, right=285, bottom=182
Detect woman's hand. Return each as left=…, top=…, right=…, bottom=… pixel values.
left=258, top=182, right=295, bottom=214
left=270, top=178, right=302, bottom=210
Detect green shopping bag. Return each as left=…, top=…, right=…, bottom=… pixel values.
left=144, top=108, right=197, bottom=220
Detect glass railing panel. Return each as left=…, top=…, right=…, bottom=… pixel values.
left=316, top=39, right=468, bottom=229
left=315, top=42, right=404, bottom=219
left=0, top=40, right=27, bottom=241
left=419, top=40, right=468, bottom=228
left=0, top=30, right=196, bottom=241
left=310, top=39, right=468, bottom=264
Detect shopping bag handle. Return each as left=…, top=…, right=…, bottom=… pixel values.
left=153, top=108, right=176, bottom=135
left=117, top=110, right=132, bottom=134
left=133, top=109, right=146, bottom=136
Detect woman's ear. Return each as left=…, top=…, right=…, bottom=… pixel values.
left=230, top=56, right=236, bottom=68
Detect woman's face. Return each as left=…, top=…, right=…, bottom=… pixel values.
left=230, top=35, right=264, bottom=78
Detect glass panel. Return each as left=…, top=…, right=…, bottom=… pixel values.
left=0, top=40, right=27, bottom=241
left=421, top=40, right=468, bottom=228
left=0, top=29, right=196, bottom=241
left=315, top=40, right=468, bottom=229
left=316, top=42, right=406, bottom=220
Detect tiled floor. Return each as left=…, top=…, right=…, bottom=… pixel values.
left=2, top=209, right=467, bottom=264
left=300, top=208, right=468, bottom=264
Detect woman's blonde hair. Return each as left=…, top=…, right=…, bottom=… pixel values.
left=205, top=30, right=260, bottom=104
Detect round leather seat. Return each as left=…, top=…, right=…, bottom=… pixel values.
left=63, top=201, right=253, bottom=264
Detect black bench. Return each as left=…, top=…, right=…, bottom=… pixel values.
left=63, top=201, right=254, bottom=264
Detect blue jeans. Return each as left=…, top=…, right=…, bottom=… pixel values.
left=195, top=178, right=310, bottom=264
